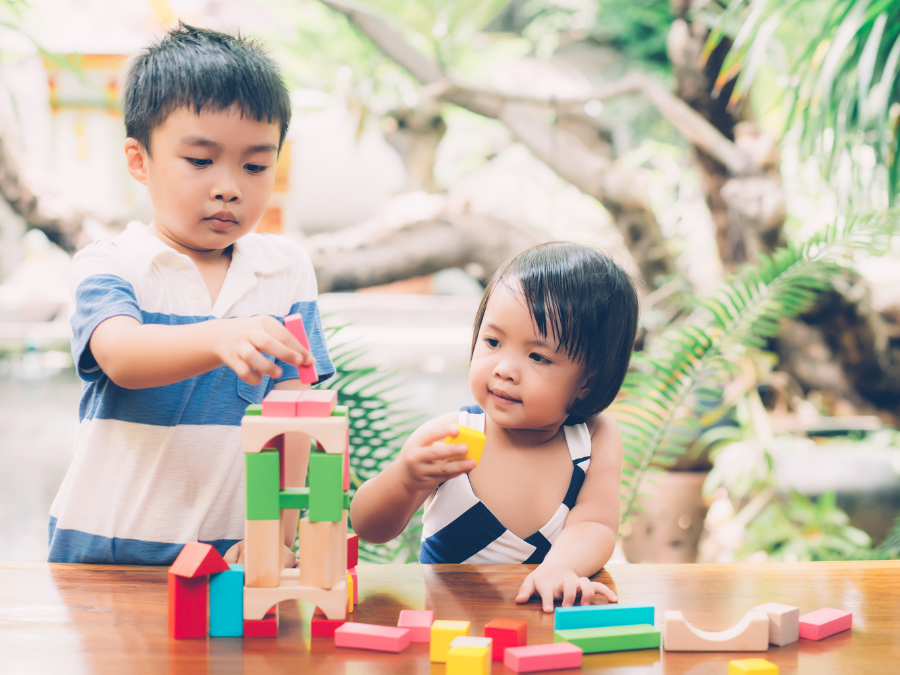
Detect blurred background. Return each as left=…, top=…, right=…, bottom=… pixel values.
left=1, top=0, right=899, bottom=566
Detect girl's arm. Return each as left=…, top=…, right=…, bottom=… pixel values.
left=515, top=413, right=622, bottom=612
left=350, top=413, right=475, bottom=544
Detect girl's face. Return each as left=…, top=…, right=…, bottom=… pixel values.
left=469, top=280, right=589, bottom=432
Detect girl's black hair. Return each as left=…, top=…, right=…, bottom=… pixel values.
left=471, top=242, right=639, bottom=419
left=123, top=23, right=291, bottom=154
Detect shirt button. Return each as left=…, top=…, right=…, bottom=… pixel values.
left=191, top=289, right=202, bottom=301
left=173, top=259, right=184, bottom=270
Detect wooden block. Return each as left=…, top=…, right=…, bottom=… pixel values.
left=246, top=451, right=281, bottom=520
left=554, top=624, right=660, bottom=653
left=349, top=566, right=358, bottom=604
left=484, top=618, right=527, bottom=660
left=332, top=405, right=349, bottom=417
left=245, top=404, right=262, bottom=416
left=285, top=314, right=311, bottom=348
left=347, top=571, right=354, bottom=613
left=244, top=519, right=281, bottom=588
left=297, top=362, right=318, bottom=384
left=347, top=533, right=359, bottom=569
left=343, top=443, right=350, bottom=491
left=446, top=426, right=486, bottom=465
left=244, top=580, right=347, bottom=621
left=798, top=608, right=852, bottom=640
left=311, top=618, right=346, bottom=637
left=209, top=564, right=244, bottom=637
left=430, top=620, right=470, bottom=662
left=504, top=643, right=583, bottom=673
left=169, top=541, right=229, bottom=578
left=262, top=389, right=301, bottom=417
left=343, top=491, right=351, bottom=510
left=244, top=606, right=278, bottom=637
left=554, top=604, right=654, bottom=631
left=729, top=658, right=779, bottom=674
left=278, top=487, right=309, bottom=510
left=333, top=623, right=411, bottom=653
left=309, top=452, right=343, bottom=522
left=296, top=389, right=338, bottom=417
left=447, top=637, right=491, bottom=675
left=398, top=609, right=433, bottom=642
left=663, top=610, right=768, bottom=652
left=241, top=415, right=348, bottom=455
left=753, top=602, right=799, bottom=646
left=298, top=512, right=347, bottom=589
left=167, top=572, right=207, bottom=639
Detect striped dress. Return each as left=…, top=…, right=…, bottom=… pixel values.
left=419, top=405, right=591, bottom=564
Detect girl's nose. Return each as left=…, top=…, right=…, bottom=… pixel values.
left=492, top=358, right=517, bottom=382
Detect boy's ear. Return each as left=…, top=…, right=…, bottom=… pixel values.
left=124, top=138, right=149, bottom=185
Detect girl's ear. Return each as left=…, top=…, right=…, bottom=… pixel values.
left=124, top=138, right=149, bottom=185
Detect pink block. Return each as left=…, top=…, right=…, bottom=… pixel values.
left=397, top=609, right=433, bottom=643
left=262, top=390, right=300, bottom=417
left=284, top=314, right=311, bottom=348
left=504, top=643, right=583, bottom=673
left=349, top=567, right=358, bottom=605
left=296, top=389, right=338, bottom=416
left=334, top=623, right=411, bottom=653
left=298, top=362, right=318, bottom=384
left=799, top=608, right=852, bottom=640
left=343, top=434, right=351, bottom=491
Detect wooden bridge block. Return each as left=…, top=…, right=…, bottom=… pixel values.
left=554, top=623, right=660, bottom=653
left=753, top=602, right=799, bottom=646
left=503, top=643, right=583, bottom=673
left=663, top=610, right=769, bottom=651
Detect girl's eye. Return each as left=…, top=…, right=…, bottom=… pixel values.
left=484, top=338, right=500, bottom=348
left=529, top=352, right=550, bottom=364
left=187, top=158, right=212, bottom=167
left=245, top=164, right=267, bottom=174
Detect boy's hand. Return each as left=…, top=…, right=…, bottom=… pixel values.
left=515, top=560, right=618, bottom=613
left=224, top=540, right=297, bottom=569
left=214, top=316, right=313, bottom=385
left=396, top=420, right=475, bottom=493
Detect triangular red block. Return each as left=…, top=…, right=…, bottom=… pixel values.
left=169, top=542, right=229, bottom=578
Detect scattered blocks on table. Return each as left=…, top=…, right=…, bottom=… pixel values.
left=484, top=618, right=527, bottom=660
left=430, top=620, right=471, bottom=662
left=753, top=602, right=799, bottom=646
left=447, top=636, right=491, bottom=675
left=555, top=623, right=660, bottom=653
left=209, top=564, right=244, bottom=637
left=446, top=426, right=486, bottom=465
left=244, top=606, right=278, bottom=637
left=311, top=618, right=346, bottom=637
left=398, top=609, right=434, bottom=642
left=167, top=572, right=208, bottom=639
left=334, top=623, right=411, bottom=653
left=349, top=567, right=358, bottom=605
left=729, top=658, right=779, bottom=674
left=554, top=604, right=654, bottom=631
left=246, top=451, right=281, bottom=520
left=798, top=608, right=852, bottom=641
left=262, top=390, right=301, bottom=417
left=663, top=610, right=769, bottom=652
left=296, top=389, right=338, bottom=417
left=347, top=533, right=359, bottom=569
left=169, top=541, right=229, bottom=578
left=308, top=452, right=344, bottom=522
left=503, top=643, right=584, bottom=673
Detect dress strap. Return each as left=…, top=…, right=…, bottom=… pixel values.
left=458, top=405, right=485, bottom=433
left=563, top=422, right=592, bottom=472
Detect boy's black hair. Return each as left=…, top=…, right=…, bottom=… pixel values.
left=123, top=23, right=291, bottom=154
left=471, top=242, right=639, bottom=419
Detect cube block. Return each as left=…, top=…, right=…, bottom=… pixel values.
left=753, top=602, right=799, bottom=646
left=244, top=606, right=278, bottom=637
left=311, top=618, right=346, bottom=637
left=333, top=623, right=411, bottom=653
left=430, top=620, right=470, bottom=662
left=554, top=604, right=654, bottom=631
left=296, top=389, right=338, bottom=417
left=398, top=609, right=433, bottom=642
left=244, top=404, right=262, bottom=416
left=446, top=426, right=486, bottom=465
left=167, top=572, right=207, bottom=639
left=308, top=452, right=343, bottom=522
left=347, top=533, right=359, bottom=569
left=447, top=638, right=491, bottom=675
left=332, top=405, right=349, bottom=417
left=729, top=658, right=779, bottom=674
left=799, top=608, right=852, bottom=640
left=484, top=618, right=527, bottom=660
left=262, top=390, right=300, bottom=417
left=209, top=564, right=244, bottom=637
left=504, top=643, right=584, bottom=673
left=555, top=624, right=660, bottom=653
left=246, top=451, right=280, bottom=520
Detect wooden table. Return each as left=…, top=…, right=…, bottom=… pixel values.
left=0, top=560, right=897, bottom=674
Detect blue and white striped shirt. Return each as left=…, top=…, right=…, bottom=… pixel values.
left=48, top=222, right=333, bottom=565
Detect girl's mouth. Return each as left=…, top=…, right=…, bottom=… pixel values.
left=490, top=388, right=521, bottom=405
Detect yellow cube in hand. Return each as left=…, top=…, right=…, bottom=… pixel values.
left=445, top=426, right=486, bottom=466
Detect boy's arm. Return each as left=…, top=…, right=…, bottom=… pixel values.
left=515, top=413, right=622, bottom=612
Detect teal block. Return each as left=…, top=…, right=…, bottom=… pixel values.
left=308, top=452, right=343, bottom=522
left=210, top=564, right=244, bottom=637
left=554, top=604, right=655, bottom=631
left=246, top=452, right=280, bottom=520
left=244, top=404, right=262, bottom=416
left=554, top=624, right=660, bottom=653
left=279, top=487, right=310, bottom=510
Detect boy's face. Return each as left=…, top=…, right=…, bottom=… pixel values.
left=125, top=105, right=281, bottom=253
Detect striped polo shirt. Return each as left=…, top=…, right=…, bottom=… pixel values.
left=48, top=222, right=334, bottom=565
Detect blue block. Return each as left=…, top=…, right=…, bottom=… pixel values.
left=554, top=604, right=655, bottom=631
left=210, top=564, right=244, bottom=637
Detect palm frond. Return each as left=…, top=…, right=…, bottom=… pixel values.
left=613, top=210, right=897, bottom=525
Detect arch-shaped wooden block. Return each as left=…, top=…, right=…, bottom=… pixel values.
left=241, top=415, right=348, bottom=455
left=663, top=610, right=769, bottom=652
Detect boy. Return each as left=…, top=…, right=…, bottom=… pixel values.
left=47, top=24, right=333, bottom=566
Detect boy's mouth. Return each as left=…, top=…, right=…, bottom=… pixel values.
left=205, top=212, right=238, bottom=230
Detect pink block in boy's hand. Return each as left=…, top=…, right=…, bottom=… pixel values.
left=333, top=623, right=411, bottom=653
left=398, top=609, right=434, bottom=642
left=798, top=608, right=852, bottom=640
left=503, top=643, right=583, bottom=673
left=284, top=314, right=317, bottom=384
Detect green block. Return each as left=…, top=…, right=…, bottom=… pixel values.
left=308, top=452, right=343, bottom=522
left=279, top=487, right=309, bottom=510
left=554, top=624, right=660, bottom=653
left=246, top=452, right=280, bottom=520
left=244, top=404, right=262, bottom=416
left=331, top=405, right=349, bottom=418
left=343, top=491, right=351, bottom=510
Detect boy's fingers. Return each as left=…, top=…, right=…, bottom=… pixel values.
left=268, top=321, right=313, bottom=365
left=242, top=348, right=282, bottom=380
left=254, top=331, right=310, bottom=367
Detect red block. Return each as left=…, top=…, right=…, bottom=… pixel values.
left=349, top=567, right=358, bottom=605
left=343, top=444, right=351, bottom=491
left=262, top=390, right=301, bottom=417
left=334, top=623, right=411, bottom=653
left=285, top=314, right=318, bottom=384
left=311, top=618, right=346, bottom=637
left=799, top=608, right=852, bottom=640
left=504, top=643, right=583, bottom=673
left=296, top=389, right=338, bottom=416
left=168, top=572, right=207, bottom=639
left=397, top=609, right=433, bottom=642
left=170, top=541, right=229, bottom=578
left=244, top=606, right=278, bottom=637
left=347, top=533, right=359, bottom=570
left=484, top=618, right=528, bottom=660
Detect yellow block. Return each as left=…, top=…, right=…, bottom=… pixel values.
left=729, top=658, right=779, bottom=675
left=347, top=571, right=354, bottom=613
left=447, top=645, right=490, bottom=675
left=430, top=620, right=471, bottom=663
left=445, top=426, right=486, bottom=465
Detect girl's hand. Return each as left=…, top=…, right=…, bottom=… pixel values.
left=397, top=420, right=475, bottom=493
left=515, top=560, right=618, bottom=613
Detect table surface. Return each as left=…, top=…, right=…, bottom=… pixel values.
left=0, top=560, right=897, bottom=674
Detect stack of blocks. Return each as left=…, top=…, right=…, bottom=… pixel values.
left=553, top=605, right=660, bottom=655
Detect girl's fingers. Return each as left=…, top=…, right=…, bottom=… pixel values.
left=593, top=582, right=618, bottom=603
left=562, top=577, right=578, bottom=607
left=579, top=578, right=595, bottom=606
left=537, top=579, right=557, bottom=613
left=425, top=459, right=476, bottom=479
left=421, top=424, right=461, bottom=447
left=515, top=575, right=536, bottom=604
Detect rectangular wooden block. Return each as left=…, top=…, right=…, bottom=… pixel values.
left=347, top=571, right=354, bottom=613
left=398, top=609, right=433, bottom=642
left=285, top=314, right=311, bottom=348
left=799, top=608, right=852, bottom=640
left=555, top=624, right=660, bottom=653
left=447, top=639, right=491, bottom=675
left=349, top=567, right=358, bottom=604
left=244, top=606, right=278, bottom=637
left=753, top=602, right=799, bottom=646
left=296, top=389, right=338, bottom=417
left=347, top=533, right=359, bottom=569
left=246, top=451, right=280, bottom=520
left=244, top=519, right=282, bottom=588
left=309, top=452, right=343, bottom=522
left=209, top=564, right=244, bottom=637
left=278, top=487, right=309, bottom=510
left=504, top=643, right=584, bottom=673
left=262, top=389, right=300, bottom=417
left=245, top=403, right=262, bottom=416
left=332, top=405, right=349, bottom=417
left=484, top=618, right=527, bottom=660
left=311, top=618, right=346, bottom=637
left=729, top=658, right=779, bottom=674
left=430, top=620, right=470, bottom=663
left=167, top=572, right=207, bottom=639
left=343, top=443, right=351, bottom=491
left=298, top=512, right=347, bottom=589
left=333, top=623, right=411, bottom=653
left=554, top=604, right=655, bottom=631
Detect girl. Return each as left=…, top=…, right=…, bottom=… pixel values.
left=349, top=242, right=639, bottom=612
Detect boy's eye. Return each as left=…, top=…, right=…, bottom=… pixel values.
left=186, top=158, right=212, bottom=167
left=245, top=164, right=267, bottom=174
left=529, top=352, right=550, bottom=364
left=484, top=337, right=500, bottom=348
